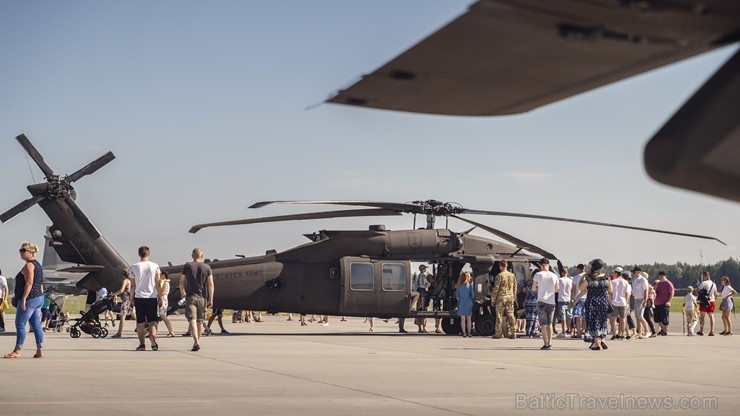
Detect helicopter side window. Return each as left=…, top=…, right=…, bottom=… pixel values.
left=349, top=262, right=374, bottom=291
left=381, top=263, right=406, bottom=292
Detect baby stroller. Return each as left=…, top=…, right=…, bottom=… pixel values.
left=47, top=295, right=69, bottom=333
left=69, top=295, right=114, bottom=338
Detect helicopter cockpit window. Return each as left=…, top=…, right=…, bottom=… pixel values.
left=381, top=263, right=405, bottom=292
left=349, top=262, right=374, bottom=291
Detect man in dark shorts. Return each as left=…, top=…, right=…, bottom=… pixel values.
left=130, top=246, right=162, bottom=351
left=653, top=271, right=675, bottom=336
left=179, top=248, right=214, bottom=352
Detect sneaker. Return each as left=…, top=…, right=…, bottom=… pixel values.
left=111, top=333, right=121, bottom=338
left=182, top=332, right=191, bottom=337
left=540, top=345, right=551, bottom=350
left=696, top=331, right=704, bottom=336
left=321, top=323, right=329, bottom=327
left=203, top=328, right=212, bottom=336
left=708, top=332, right=714, bottom=336
left=556, top=333, right=566, bottom=338
left=399, top=329, right=408, bottom=333
left=220, top=330, right=229, bottom=334
left=135, top=345, right=146, bottom=351
left=687, top=333, right=694, bottom=336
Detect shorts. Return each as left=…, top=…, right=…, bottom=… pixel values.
left=653, top=304, right=670, bottom=325
left=537, top=302, right=556, bottom=326
left=572, top=298, right=586, bottom=318
left=699, top=301, right=716, bottom=313
left=556, top=301, right=571, bottom=321
left=212, top=308, right=224, bottom=316
left=417, top=288, right=427, bottom=297
left=633, top=298, right=645, bottom=319
left=720, top=298, right=733, bottom=311
left=134, top=297, right=159, bottom=325
left=120, top=300, right=134, bottom=317
left=610, top=305, right=628, bottom=319
left=185, top=295, right=206, bottom=322
left=158, top=298, right=169, bottom=317
left=41, top=308, right=51, bottom=321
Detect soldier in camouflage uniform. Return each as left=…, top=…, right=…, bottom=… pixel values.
left=491, top=259, right=518, bottom=339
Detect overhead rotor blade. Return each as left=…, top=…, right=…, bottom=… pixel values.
left=0, top=193, right=47, bottom=223
left=249, top=200, right=419, bottom=213
left=460, top=209, right=726, bottom=246
left=190, top=208, right=402, bottom=233
left=451, top=215, right=558, bottom=260
left=64, top=195, right=101, bottom=239
left=16, top=134, right=55, bottom=178
left=68, top=151, right=115, bottom=183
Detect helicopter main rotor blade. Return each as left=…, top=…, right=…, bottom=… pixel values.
left=249, top=200, right=419, bottom=213
left=451, top=215, right=558, bottom=260
left=16, top=134, right=55, bottom=178
left=64, top=195, right=101, bottom=239
left=190, top=208, right=402, bottom=233
left=0, top=193, right=47, bottom=223
left=460, top=209, right=726, bottom=246
left=67, top=151, right=115, bottom=183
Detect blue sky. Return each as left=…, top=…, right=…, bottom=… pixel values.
left=0, top=0, right=737, bottom=277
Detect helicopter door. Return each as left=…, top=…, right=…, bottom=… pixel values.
left=379, top=261, right=411, bottom=315
left=339, top=257, right=379, bottom=315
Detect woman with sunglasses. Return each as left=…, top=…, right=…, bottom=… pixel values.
left=4, top=242, right=45, bottom=359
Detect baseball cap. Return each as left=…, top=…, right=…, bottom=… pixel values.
left=613, top=266, right=624, bottom=274
left=576, top=264, right=585, bottom=270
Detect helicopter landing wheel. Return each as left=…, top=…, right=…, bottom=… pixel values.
left=475, top=314, right=496, bottom=337
left=441, top=317, right=462, bottom=335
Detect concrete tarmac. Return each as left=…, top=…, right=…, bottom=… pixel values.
left=1, top=314, right=738, bottom=416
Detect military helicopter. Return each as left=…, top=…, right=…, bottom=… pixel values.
left=2, top=135, right=725, bottom=335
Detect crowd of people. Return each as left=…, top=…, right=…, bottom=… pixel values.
left=1, top=241, right=736, bottom=358
left=489, top=258, right=736, bottom=351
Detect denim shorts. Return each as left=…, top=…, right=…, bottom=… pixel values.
left=537, top=302, right=556, bottom=326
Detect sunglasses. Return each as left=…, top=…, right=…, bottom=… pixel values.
left=19, top=248, right=30, bottom=253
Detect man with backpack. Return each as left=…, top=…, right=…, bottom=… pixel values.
left=697, top=271, right=719, bottom=336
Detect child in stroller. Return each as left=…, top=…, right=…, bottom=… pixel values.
left=69, top=294, right=115, bottom=338
left=45, top=290, right=68, bottom=332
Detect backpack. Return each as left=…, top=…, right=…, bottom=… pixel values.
left=697, top=282, right=714, bottom=308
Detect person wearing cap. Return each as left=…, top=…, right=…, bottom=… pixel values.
left=608, top=267, right=631, bottom=340
left=572, top=258, right=612, bottom=350
left=490, top=259, right=517, bottom=339
left=570, top=264, right=587, bottom=339
left=631, top=267, right=649, bottom=338
left=683, top=286, right=698, bottom=336
left=653, top=271, right=674, bottom=336
left=415, top=265, right=429, bottom=333
left=531, top=258, right=559, bottom=350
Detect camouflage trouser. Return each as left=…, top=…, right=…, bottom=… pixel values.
left=495, top=299, right=517, bottom=338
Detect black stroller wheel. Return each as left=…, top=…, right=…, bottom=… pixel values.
left=91, top=327, right=102, bottom=338
left=101, top=327, right=109, bottom=338
left=70, top=327, right=81, bottom=338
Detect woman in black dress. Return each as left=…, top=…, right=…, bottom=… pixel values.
left=572, top=258, right=612, bottom=350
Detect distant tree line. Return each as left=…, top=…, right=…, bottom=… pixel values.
left=567, top=258, right=739, bottom=289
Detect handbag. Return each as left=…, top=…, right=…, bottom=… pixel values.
left=11, top=296, right=18, bottom=308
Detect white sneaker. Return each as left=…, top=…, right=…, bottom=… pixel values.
left=321, top=323, right=329, bottom=327
left=556, top=332, right=566, bottom=338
